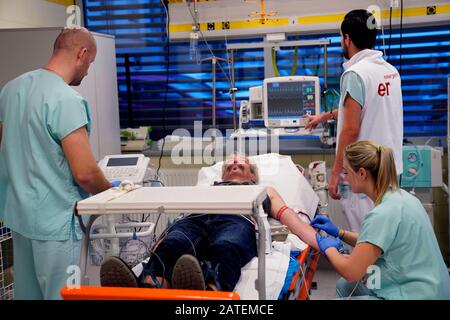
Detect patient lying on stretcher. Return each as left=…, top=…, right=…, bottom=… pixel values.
left=100, top=154, right=319, bottom=292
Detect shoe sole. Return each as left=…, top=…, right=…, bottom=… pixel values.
left=171, top=255, right=205, bottom=290
left=100, top=256, right=138, bottom=287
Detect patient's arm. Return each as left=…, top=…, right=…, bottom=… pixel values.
left=266, top=187, right=319, bottom=251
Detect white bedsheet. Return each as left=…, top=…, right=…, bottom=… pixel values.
left=234, top=241, right=291, bottom=300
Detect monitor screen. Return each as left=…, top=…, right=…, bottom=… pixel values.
left=107, top=157, right=138, bottom=167
left=266, top=81, right=317, bottom=118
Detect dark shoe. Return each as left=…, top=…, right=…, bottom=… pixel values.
left=100, top=256, right=138, bottom=287
left=171, top=254, right=206, bottom=290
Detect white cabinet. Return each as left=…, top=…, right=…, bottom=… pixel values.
left=0, top=27, right=121, bottom=160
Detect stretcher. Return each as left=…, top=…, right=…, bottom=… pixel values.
left=61, top=185, right=320, bottom=300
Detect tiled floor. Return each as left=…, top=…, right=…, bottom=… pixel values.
left=308, top=268, right=339, bottom=300
left=307, top=258, right=339, bottom=300
left=86, top=264, right=101, bottom=286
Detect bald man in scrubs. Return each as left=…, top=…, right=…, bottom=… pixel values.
left=0, top=28, right=111, bottom=300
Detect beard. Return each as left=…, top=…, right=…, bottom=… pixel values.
left=69, top=75, right=84, bottom=86
left=342, top=44, right=350, bottom=60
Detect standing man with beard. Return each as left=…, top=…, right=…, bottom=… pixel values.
left=305, top=10, right=403, bottom=232
left=0, top=28, right=111, bottom=299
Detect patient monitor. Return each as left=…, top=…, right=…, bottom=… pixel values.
left=98, top=154, right=149, bottom=184
left=263, top=76, right=320, bottom=129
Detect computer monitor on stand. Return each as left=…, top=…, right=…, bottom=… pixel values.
left=263, top=76, right=321, bottom=133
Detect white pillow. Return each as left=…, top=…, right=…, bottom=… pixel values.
left=197, top=153, right=319, bottom=219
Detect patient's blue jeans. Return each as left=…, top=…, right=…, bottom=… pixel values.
left=140, top=214, right=257, bottom=291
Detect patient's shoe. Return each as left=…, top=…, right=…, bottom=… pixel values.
left=171, top=254, right=206, bottom=290
left=100, top=256, right=138, bottom=287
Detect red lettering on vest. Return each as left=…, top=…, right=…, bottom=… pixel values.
left=378, top=82, right=391, bottom=96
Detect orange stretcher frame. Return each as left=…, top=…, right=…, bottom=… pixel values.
left=293, top=246, right=321, bottom=300
left=61, top=286, right=240, bottom=300
left=61, top=246, right=320, bottom=300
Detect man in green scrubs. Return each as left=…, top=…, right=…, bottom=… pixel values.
left=0, top=28, right=111, bottom=299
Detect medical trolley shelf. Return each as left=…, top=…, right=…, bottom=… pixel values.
left=72, top=185, right=270, bottom=299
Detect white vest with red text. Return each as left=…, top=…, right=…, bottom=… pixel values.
left=336, top=49, right=404, bottom=175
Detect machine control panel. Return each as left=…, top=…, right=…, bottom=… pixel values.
left=98, top=154, right=150, bottom=184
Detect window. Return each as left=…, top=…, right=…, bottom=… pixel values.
left=83, top=0, right=450, bottom=139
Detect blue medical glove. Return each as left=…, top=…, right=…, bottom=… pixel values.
left=111, top=180, right=122, bottom=188
left=316, top=233, right=342, bottom=254
left=310, top=215, right=339, bottom=238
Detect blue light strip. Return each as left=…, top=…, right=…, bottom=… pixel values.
left=84, top=0, right=450, bottom=137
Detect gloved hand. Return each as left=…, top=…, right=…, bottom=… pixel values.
left=316, top=233, right=342, bottom=254
left=310, top=215, right=339, bottom=238
left=111, top=180, right=122, bottom=188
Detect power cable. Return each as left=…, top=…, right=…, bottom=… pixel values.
left=399, top=0, right=404, bottom=75
left=157, top=0, right=170, bottom=177
left=186, top=2, right=233, bottom=85
left=388, top=5, right=393, bottom=62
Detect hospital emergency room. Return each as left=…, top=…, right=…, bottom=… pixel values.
left=0, top=0, right=450, bottom=301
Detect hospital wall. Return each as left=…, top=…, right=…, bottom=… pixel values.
left=0, top=28, right=121, bottom=161
left=0, top=0, right=72, bottom=29
left=168, top=0, right=450, bottom=40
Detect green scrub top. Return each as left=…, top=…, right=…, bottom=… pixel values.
left=358, top=189, right=450, bottom=300
left=341, top=71, right=365, bottom=107
left=0, top=69, right=91, bottom=241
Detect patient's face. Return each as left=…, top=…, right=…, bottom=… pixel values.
left=222, top=156, right=256, bottom=183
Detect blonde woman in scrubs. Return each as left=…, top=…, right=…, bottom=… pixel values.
left=272, top=140, right=450, bottom=299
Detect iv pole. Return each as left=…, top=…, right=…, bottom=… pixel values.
left=200, top=55, right=231, bottom=164
left=188, top=0, right=234, bottom=163
left=200, top=56, right=231, bottom=131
